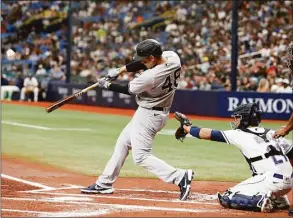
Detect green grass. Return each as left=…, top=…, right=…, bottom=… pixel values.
left=1, top=103, right=289, bottom=182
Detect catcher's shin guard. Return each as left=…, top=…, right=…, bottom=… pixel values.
left=217, top=191, right=273, bottom=212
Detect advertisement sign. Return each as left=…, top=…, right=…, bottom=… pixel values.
left=218, top=92, right=293, bottom=120
left=47, top=82, right=292, bottom=120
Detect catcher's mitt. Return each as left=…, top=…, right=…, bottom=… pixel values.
left=174, top=112, right=192, bottom=142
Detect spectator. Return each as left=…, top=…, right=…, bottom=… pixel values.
left=1, top=74, right=9, bottom=86
left=199, top=77, right=211, bottom=90
left=20, top=73, right=39, bottom=102
left=1, top=1, right=292, bottom=92
left=1, top=74, right=20, bottom=101
left=15, top=72, right=24, bottom=90
left=50, top=64, right=65, bottom=81
left=36, top=64, right=47, bottom=76
left=256, top=78, right=270, bottom=92
left=271, top=78, right=284, bottom=92
left=279, top=79, right=292, bottom=93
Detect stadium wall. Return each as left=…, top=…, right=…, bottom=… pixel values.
left=47, top=82, right=292, bottom=120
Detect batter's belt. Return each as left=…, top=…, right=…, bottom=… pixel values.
left=142, top=106, right=170, bottom=112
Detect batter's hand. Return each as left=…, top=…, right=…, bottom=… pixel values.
left=98, top=78, right=111, bottom=89
left=273, top=127, right=289, bottom=139
left=106, top=68, right=121, bottom=81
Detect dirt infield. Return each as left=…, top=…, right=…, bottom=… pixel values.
left=1, top=101, right=291, bottom=217
left=1, top=154, right=291, bottom=217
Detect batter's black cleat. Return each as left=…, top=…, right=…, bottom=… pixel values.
left=178, top=169, right=194, bottom=201
left=81, top=183, right=114, bottom=194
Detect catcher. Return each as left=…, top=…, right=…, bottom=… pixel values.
left=174, top=103, right=293, bottom=213
left=273, top=42, right=293, bottom=140
left=273, top=42, right=293, bottom=216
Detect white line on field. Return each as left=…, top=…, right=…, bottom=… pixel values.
left=1, top=174, right=52, bottom=190
left=35, top=184, right=215, bottom=198
left=2, top=120, right=50, bottom=130
left=45, top=209, right=111, bottom=217
left=50, top=128, right=91, bottom=131
left=22, top=183, right=217, bottom=202
left=1, top=209, right=51, bottom=215
left=21, top=184, right=83, bottom=193
left=117, top=187, right=216, bottom=199
left=2, top=197, right=219, bottom=213
left=27, top=191, right=218, bottom=205
left=4, top=174, right=216, bottom=203
left=1, top=208, right=111, bottom=217
left=2, top=120, right=91, bottom=131
left=158, top=129, right=193, bottom=137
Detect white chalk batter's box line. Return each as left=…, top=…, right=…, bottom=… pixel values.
left=2, top=196, right=221, bottom=214
left=1, top=173, right=217, bottom=202
left=1, top=174, right=231, bottom=217
left=2, top=173, right=217, bottom=206
left=1, top=208, right=112, bottom=217
left=22, top=185, right=217, bottom=201
left=21, top=191, right=218, bottom=206
left=20, top=183, right=217, bottom=204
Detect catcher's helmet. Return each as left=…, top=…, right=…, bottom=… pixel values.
left=133, top=39, right=163, bottom=62
left=231, top=103, right=261, bottom=129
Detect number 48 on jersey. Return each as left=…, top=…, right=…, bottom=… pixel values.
left=162, top=68, right=181, bottom=92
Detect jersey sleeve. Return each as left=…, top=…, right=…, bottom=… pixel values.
left=128, top=71, right=155, bottom=95
left=220, top=130, right=253, bottom=150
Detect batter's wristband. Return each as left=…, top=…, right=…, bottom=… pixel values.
left=190, top=126, right=201, bottom=138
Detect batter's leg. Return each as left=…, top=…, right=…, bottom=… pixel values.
left=130, top=107, right=191, bottom=200
left=81, top=119, right=133, bottom=194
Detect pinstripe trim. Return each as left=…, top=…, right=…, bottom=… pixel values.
left=128, top=83, right=135, bottom=95
left=235, top=177, right=266, bottom=187
left=221, top=131, right=230, bottom=144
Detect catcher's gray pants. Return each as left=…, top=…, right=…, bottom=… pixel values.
left=96, top=106, right=185, bottom=187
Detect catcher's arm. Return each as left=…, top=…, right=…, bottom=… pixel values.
left=174, top=112, right=226, bottom=142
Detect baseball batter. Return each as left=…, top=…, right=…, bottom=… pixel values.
left=81, top=39, right=194, bottom=201
left=174, top=103, right=293, bottom=212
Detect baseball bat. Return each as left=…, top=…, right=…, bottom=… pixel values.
left=46, top=81, right=101, bottom=113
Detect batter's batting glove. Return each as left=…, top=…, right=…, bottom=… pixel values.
left=174, top=112, right=192, bottom=142
left=105, top=68, right=120, bottom=81
left=98, top=78, right=111, bottom=89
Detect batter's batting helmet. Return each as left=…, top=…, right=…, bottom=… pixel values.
left=231, top=103, right=261, bottom=129
left=133, top=39, right=163, bottom=62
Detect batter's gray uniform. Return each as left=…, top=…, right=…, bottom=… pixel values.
left=96, top=51, right=186, bottom=187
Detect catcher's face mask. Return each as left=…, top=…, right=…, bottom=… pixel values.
left=230, top=115, right=242, bottom=130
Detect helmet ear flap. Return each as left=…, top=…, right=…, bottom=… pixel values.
left=243, top=118, right=249, bottom=126
left=249, top=104, right=261, bottom=126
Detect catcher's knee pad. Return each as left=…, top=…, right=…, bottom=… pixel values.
left=218, top=190, right=264, bottom=212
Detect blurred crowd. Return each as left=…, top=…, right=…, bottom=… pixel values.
left=1, top=0, right=292, bottom=98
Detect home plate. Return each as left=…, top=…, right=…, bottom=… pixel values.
left=44, top=196, right=93, bottom=202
